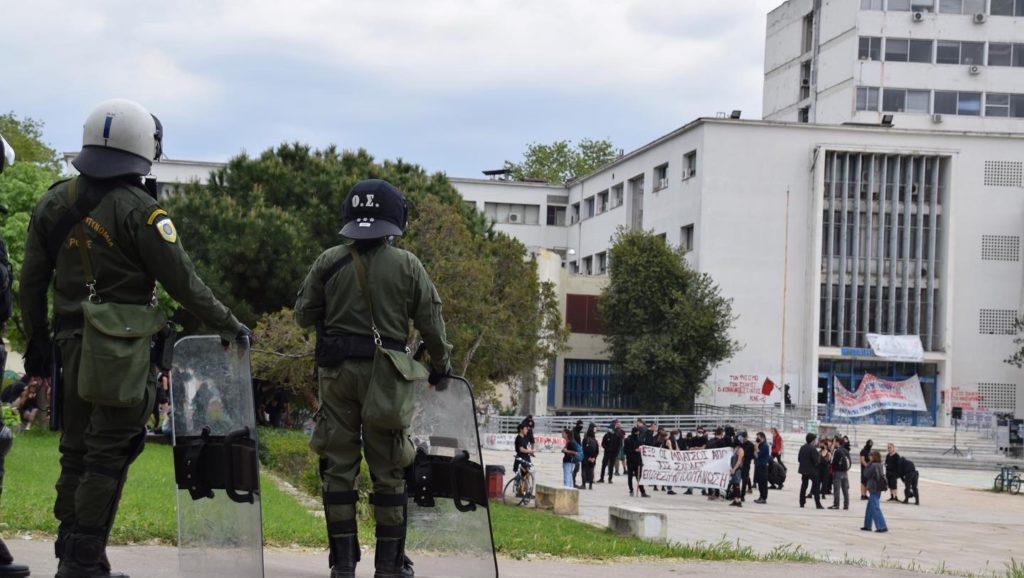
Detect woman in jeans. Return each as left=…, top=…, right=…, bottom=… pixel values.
left=561, top=429, right=577, bottom=488
left=861, top=450, right=889, bottom=533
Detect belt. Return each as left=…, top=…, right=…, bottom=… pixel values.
left=327, top=333, right=408, bottom=360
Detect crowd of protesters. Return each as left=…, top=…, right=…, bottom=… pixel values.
left=516, top=416, right=921, bottom=531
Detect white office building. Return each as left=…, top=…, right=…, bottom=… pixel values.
left=455, top=118, right=1024, bottom=426
left=764, top=0, right=1024, bottom=130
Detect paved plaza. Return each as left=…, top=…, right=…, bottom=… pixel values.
left=481, top=449, right=1024, bottom=576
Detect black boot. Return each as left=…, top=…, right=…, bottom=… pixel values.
left=374, top=535, right=414, bottom=578
left=329, top=534, right=360, bottom=578
left=55, top=528, right=129, bottom=578
left=0, top=538, right=29, bottom=578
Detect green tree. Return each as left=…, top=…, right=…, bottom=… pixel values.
left=600, top=228, right=739, bottom=413
left=0, top=113, right=62, bottom=174
left=0, top=114, right=63, bottom=348
left=503, top=138, right=616, bottom=184
left=169, top=144, right=567, bottom=404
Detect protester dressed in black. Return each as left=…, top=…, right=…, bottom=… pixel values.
left=797, top=433, right=824, bottom=509
left=624, top=428, right=648, bottom=498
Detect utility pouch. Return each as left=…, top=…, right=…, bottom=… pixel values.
left=80, top=301, right=166, bottom=407
left=315, top=330, right=347, bottom=368
left=151, top=321, right=177, bottom=372
left=363, top=346, right=428, bottom=431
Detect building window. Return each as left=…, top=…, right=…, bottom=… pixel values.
left=565, top=295, right=603, bottom=334
left=583, top=196, right=595, bottom=219
left=861, top=0, right=884, bottom=8
left=570, top=202, right=580, bottom=224
left=596, top=252, right=608, bottom=274
left=936, top=41, right=959, bottom=64
left=909, top=39, right=933, bottom=62
left=582, top=256, right=593, bottom=275
left=569, top=260, right=579, bottom=274
left=484, top=202, right=540, bottom=225
left=882, top=88, right=930, bottom=113
left=1011, top=95, right=1024, bottom=118
left=987, top=93, right=1010, bottom=117
left=859, top=37, right=882, bottom=61
left=960, top=42, right=984, bottom=65
left=1015, top=44, right=1024, bottom=67
left=885, top=38, right=910, bottom=62
left=800, top=61, right=812, bottom=100
left=856, top=87, right=880, bottom=111
left=596, top=190, right=608, bottom=214
left=654, top=164, right=669, bottom=191
left=887, top=0, right=912, bottom=10
left=958, top=92, right=982, bottom=115
left=802, top=13, right=814, bottom=54
left=611, top=184, right=624, bottom=208
left=990, top=0, right=1024, bottom=16
left=683, top=150, right=697, bottom=179
left=546, top=205, right=567, bottom=226
left=990, top=43, right=1013, bottom=66
left=940, top=0, right=984, bottom=12
left=681, top=224, right=694, bottom=252
left=798, top=107, right=810, bottom=123
left=911, top=0, right=935, bottom=10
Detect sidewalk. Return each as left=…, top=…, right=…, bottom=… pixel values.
left=5, top=538, right=931, bottom=578
left=484, top=449, right=1024, bottom=576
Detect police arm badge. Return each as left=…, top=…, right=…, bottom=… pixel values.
left=147, top=208, right=178, bottom=243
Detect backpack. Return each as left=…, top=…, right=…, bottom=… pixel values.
left=835, top=449, right=851, bottom=472
left=572, top=440, right=584, bottom=463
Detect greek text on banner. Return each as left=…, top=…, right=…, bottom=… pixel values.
left=833, top=374, right=927, bottom=418
left=639, top=446, right=734, bottom=490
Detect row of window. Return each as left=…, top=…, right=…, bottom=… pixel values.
left=568, top=150, right=699, bottom=225
left=859, top=37, right=1024, bottom=67
left=571, top=225, right=695, bottom=275
left=856, top=86, right=1024, bottom=117
left=861, top=0, right=1024, bottom=15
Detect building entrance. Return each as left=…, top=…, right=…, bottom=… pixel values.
left=818, top=359, right=938, bottom=426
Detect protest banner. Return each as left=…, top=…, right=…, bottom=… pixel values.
left=481, top=433, right=565, bottom=453
left=834, top=374, right=927, bottom=418
left=638, top=446, right=734, bottom=490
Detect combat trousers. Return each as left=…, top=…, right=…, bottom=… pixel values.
left=55, top=337, right=154, bottom=533
left=310, top=360, right=415, bottom=537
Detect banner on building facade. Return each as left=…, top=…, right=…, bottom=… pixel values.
left=638, top=446, right=734, bottom=489
left=866, top=334, right=924, bottom=362
left=833, top=374, right=928, bottom=418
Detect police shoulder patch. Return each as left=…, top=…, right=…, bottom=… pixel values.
left=154, top=215, right=178, bottom=243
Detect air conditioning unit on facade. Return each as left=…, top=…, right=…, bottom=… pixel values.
left=508, top=213, right=522, bottom=223
left=658, top=177, right=669, bottom=190
left=969, top=64, right=982, bottom=75
left=973, top=12, right=987, bottom=23
left=931, top=113, right=943, bottom=123
left=912, top=10, right=925, bottom=21
left=801, top=78, right=811, bottom=87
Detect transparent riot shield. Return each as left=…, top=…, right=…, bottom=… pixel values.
left=170, top=335, right=264, bottom=578
left=406, top=376, right=498, bottom=577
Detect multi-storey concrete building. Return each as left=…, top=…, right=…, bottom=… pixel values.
left=764, top=0, right=1024, bottom=130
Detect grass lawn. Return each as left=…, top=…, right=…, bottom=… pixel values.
left=1, top=429, right=324, bottom=547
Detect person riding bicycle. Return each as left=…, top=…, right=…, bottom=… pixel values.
left=513, top=422, right=534, bottom=472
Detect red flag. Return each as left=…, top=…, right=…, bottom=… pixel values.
left=761, top=377, right=775, bottom=396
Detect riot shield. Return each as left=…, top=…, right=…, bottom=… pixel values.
left=405, top=376, right=498, bottom=577
left=170, top=335, right=264, bottom=578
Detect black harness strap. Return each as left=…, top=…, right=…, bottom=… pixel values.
left=44, top=178, right=105, bottom=264
left=320, top=254, right=353, bottom=286
left=368, top=492, right=407, bottom=508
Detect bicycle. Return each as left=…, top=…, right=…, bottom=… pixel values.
left=503, top=457, right=535, bottom=506
left=992, top=464, right=1022, bottom=494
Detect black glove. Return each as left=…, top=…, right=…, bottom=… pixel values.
left=24, top=337, right=53, bottom=378
left=428, top=368, right=451, bottom=390
left=222, top=324, right=253, bottom=348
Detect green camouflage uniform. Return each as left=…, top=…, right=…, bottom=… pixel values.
left=294, top=242, right=451, bottom=540
left=20, top=176, right=241, bottom=543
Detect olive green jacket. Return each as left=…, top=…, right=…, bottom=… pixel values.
left=294, top=242, right=452, bottom=374
left=20, top=177, right=241, bottom=343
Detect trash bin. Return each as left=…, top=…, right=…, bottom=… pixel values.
left=485, top=465, right=505, bottom=499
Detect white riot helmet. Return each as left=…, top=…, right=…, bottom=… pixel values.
left=72, top=99, right=163, bottom=179
left=0, top=134, right=13, bottom=174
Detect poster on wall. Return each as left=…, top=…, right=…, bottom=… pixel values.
left=866, top=334, right=924, bottom=362
left=833, top=374, right=928, bottom=418
left=639, top=445, right=733, bottom=490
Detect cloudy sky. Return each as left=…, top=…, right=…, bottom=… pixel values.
left=3, top=0, right=781, bottom=177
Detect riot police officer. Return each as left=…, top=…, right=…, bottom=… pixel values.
left=0, top=133, right=31, bottom=578
left=20, top=99, right=248, bottom=578
left=295, top=179, right=452, bottom=578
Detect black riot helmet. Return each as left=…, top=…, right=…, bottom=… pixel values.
left=340, top=179, right=408, bottom=240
